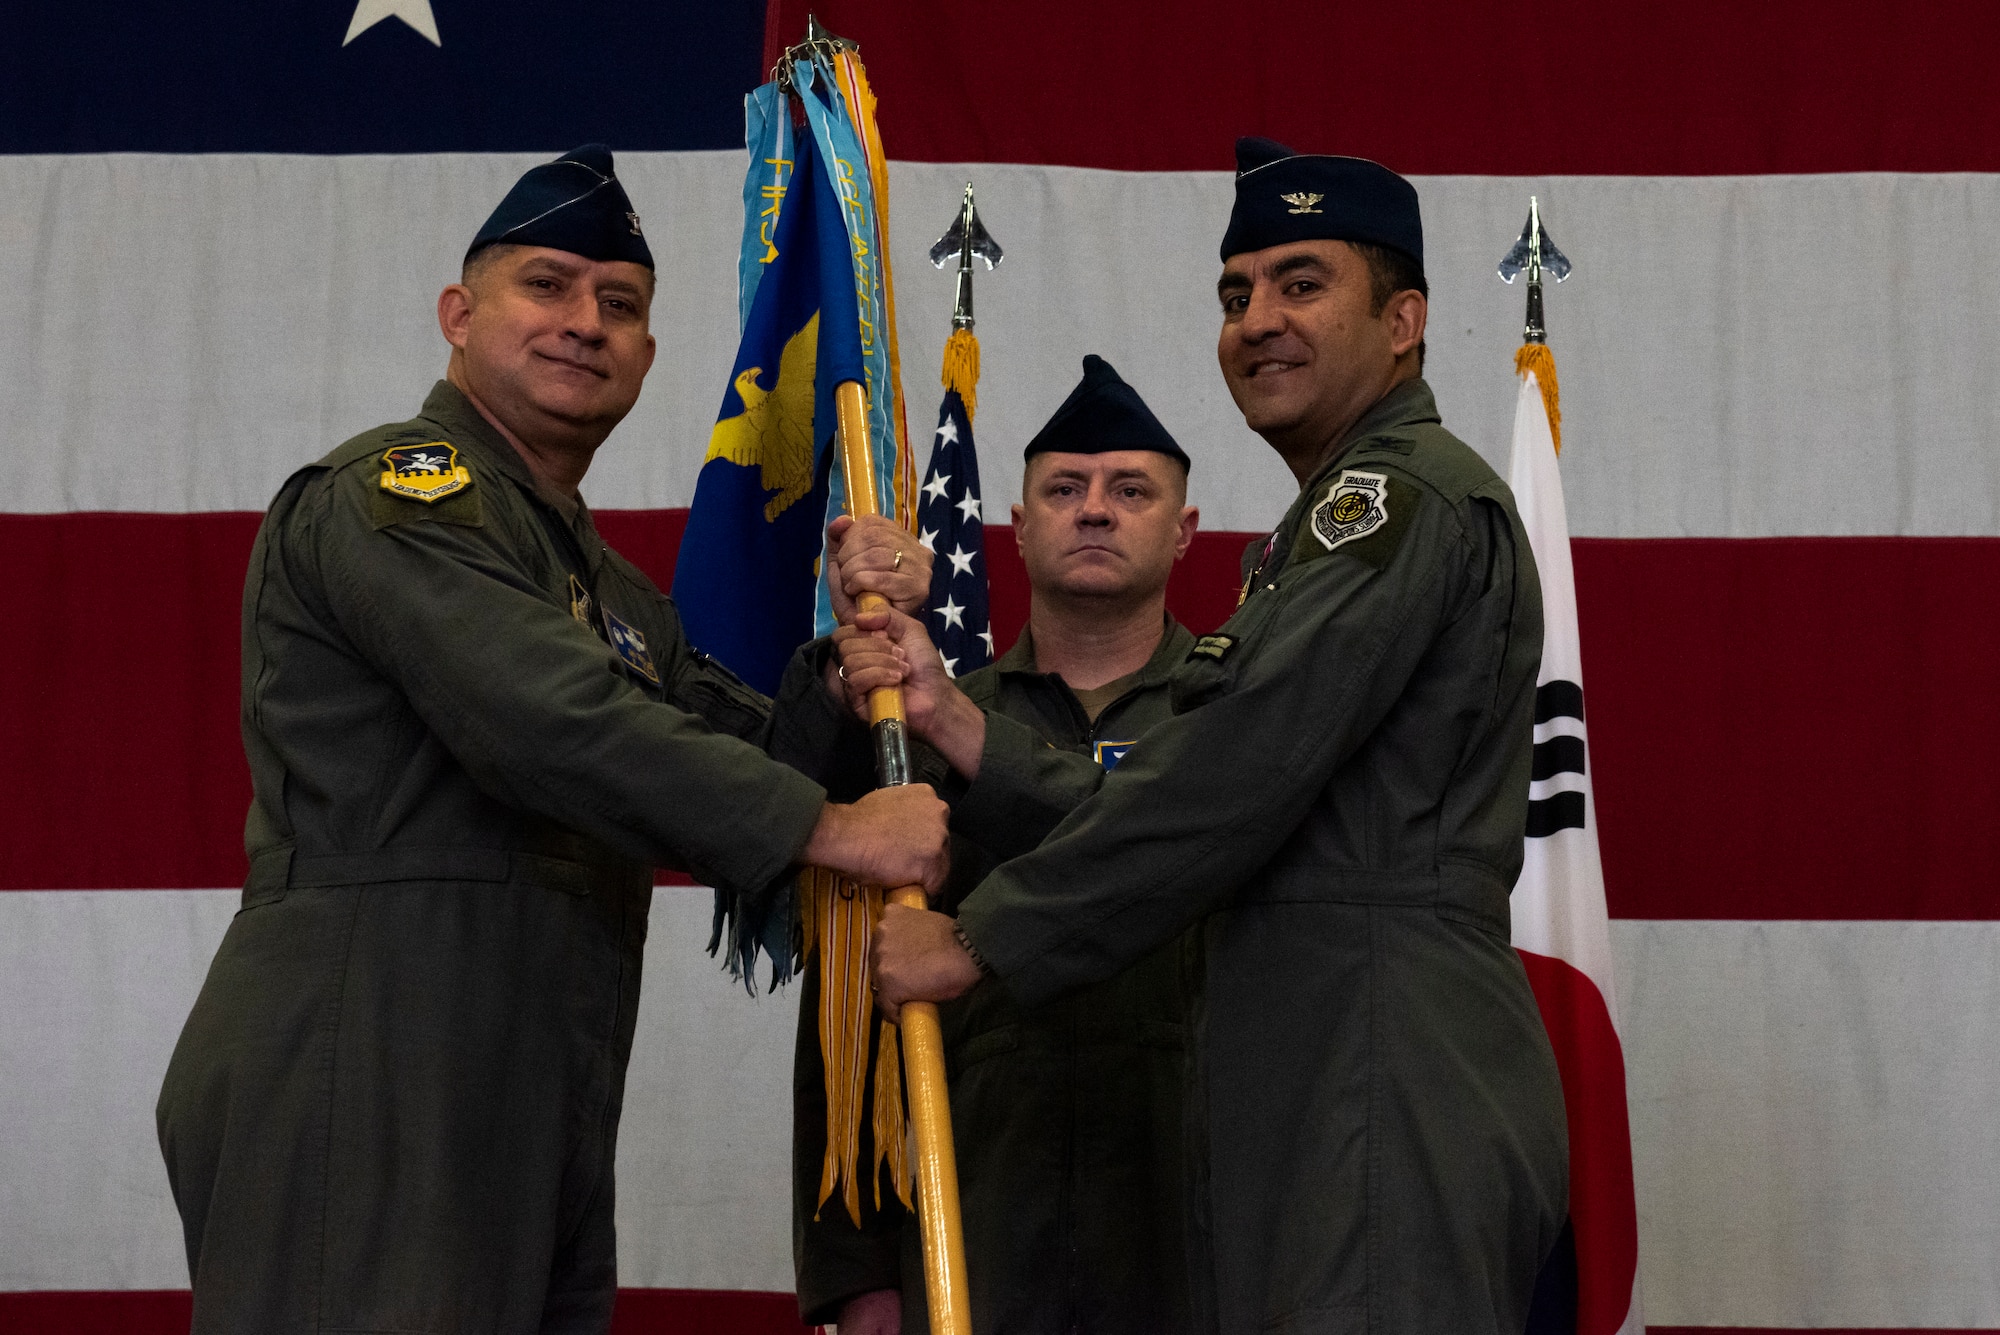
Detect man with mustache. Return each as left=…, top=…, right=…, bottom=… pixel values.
left=798, top=356, right=1200, bottom=1335
left=156, top=145, right=948, bottom=1334
left=863, top=140, right=1568, bottom=1333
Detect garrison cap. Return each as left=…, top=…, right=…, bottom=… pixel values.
left=1219, top=136, right=1423, bottom=267
left=466, top=143, right=654, bottom=269
left=1024, top=355, right=1190, bottom=470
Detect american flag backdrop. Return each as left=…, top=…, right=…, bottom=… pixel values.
left=4, top=2, right=2000, bottom=1332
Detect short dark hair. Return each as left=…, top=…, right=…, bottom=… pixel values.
left=1351, top=241, right=1428, bottom=370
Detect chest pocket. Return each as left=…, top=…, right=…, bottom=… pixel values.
left=1169, top=581, right=1289, bottom=714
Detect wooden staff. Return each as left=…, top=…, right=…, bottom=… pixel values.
left=833, top=377, right=972, bottom=1335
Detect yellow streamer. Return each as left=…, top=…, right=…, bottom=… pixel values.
left=802, top=868, right=912, bottom=1225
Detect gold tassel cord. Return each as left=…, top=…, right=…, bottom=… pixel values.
left=1514, top=342, right=1563, bottom=455
left=940, top=327, right=980, bottom=423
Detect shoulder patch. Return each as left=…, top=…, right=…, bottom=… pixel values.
left=379, top=442, right=472, bottom=503
left=1312, top=470, right=1390, bottom=550
left=603, top=608, right=661, bottom=685
left=1291, top=471, right=1420, bottom=570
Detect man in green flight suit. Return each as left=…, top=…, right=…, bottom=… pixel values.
left=797, top=356, right=1201, bottom=1335
left=155, top=145, right=948, bottom=1335
left=862, top=140, right=1569, bottom=1334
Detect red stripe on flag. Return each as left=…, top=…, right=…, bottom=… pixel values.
left=8, top=516, right=1998, bottom=920
left=1518, top=949, right=1640, bottom=1335
left=1578, top=537, right=2000, bottom=920
left=0, top=1290, right=816, bottom=1334
left=766, top=0, right=2000, bottom=174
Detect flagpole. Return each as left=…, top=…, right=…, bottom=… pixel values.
left=833, top=377, right=973, bottom=1335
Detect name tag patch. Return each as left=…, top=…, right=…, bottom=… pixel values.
left=603, top=608, right=660, bottom=684
left=378, top=442, right=472, bottom=503
left=1312, top=469, right=1388, bottom=551
left=1094, top=740, right=1137, bottom=769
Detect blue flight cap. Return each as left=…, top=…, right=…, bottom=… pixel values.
left=1219, top=136, right=1422, bottom=268
left=466, top=143, right=654, bottom=269
left=1024, top=355, right=1190, bottom=470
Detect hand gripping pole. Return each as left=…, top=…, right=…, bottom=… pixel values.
left=833, top=378, right=972, bottom=1335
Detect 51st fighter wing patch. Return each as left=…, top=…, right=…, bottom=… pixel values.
left=1312, top=470, right=1389, bottom=551
left=379, top=442, right=472, bottom=503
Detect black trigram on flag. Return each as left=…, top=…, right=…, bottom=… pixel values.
left=1528, top=679, right=1587, bottom=838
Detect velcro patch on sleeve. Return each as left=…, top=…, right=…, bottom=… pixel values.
left=379, top=443, right=473, bottom=503
left=1291, top=471, right=1420, bottom=570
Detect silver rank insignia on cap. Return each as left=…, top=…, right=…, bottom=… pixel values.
left=1312, top=469, right=1389, bottom=551
left=378, top=442, right=472, bottom=503
left=603, top=608, right=660, bottom=684
left=1281, top=192, right=1324, bottom=214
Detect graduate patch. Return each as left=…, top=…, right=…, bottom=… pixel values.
left=569, top=575, right=593, bottom=626
left=1188, top=634, right=1237, bottom=662
left=603, top=608, right=660, bottom=684
left=1094, top=740, right=1137, bottom=769
left=1312, top=470, right=1388, bottom=551
left=378, top=442, right=472, bottom=503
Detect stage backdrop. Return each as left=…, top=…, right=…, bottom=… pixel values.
left=3, top=2, right=1998, bottom=1331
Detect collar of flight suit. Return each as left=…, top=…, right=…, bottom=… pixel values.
left=1297, top=375, right=1442, bottom=499
left=990, top=612, right=1194, bottom=689
left=417, top=379, right=601, bottom=550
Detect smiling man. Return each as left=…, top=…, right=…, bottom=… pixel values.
left=155, top=145, right=948, bottom=1335
left=866, top=139, right=1569, bottom=1333
left=797, top=356, right=1200, bottom=1335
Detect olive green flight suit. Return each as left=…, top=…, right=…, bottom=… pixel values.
left=951, top=381, right=1568, bottom=1335
left=157, top=381, right=843, bottom=1335
left=793, top=621, right=1197, bottom=1334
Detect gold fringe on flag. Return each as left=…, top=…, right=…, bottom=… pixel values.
left=800, top=866, right=913, bottom=1225
left=940, top=327, right=981, bottom=422
left=1515, top=342, right=1563, bottom=455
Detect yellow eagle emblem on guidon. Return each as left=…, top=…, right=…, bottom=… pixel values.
left=705, top=312, right=821, bottom=522
left=378, top=442, right=471, bottom=503
left=1281, top=191, right=1324, bottom=214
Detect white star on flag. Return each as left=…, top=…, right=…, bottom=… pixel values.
left=939, top=596, right=965, bottom=630
left=948, top=545, right=976, bottom=577
left=935, top=417, right=959, bottom=446
left=923, top=473, right=953, bottom=503
left=955, top=492, right=982, bottom=524
left=343, top=0, right=441, bottom=45
left=941, top=657, right=958, bottom=678
left=918, top=527, right=939, bottom=553
left=978, top=629, right=995, bottom=656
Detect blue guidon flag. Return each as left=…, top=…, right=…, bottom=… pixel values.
left=916, top=388, right=993, bottom=676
